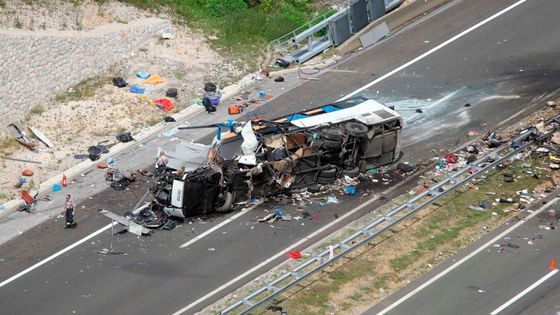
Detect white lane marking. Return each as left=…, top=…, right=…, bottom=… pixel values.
left=180, top=208, right=251, bottom=248
left=172, top=194, right=384, bottom=314
left=337, top=0, right=528, bottom=102
left=0, top=222, right=116, bottom=288
left=0, top=203, right=151, bottom=288
left=490, top=269, right=559, bottom=315
left=375, top=197, right=559, bottom=315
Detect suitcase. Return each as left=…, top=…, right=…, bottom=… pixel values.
left=166, top=88, right=178, bottom=98
left=228, top=104, right=241, bottom=115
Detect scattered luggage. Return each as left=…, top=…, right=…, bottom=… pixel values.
left=166, top=88, right=178, bottom=98
left=228, top=104, right=241, bottom=115
left=112, top=77, right=127, bottom=88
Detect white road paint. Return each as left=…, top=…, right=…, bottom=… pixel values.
left=375, top=197, right=559, bottom=315
left=172, top=194, right=384, bottom=314
left=173, top=0, right=531, bottom=312
left=477, top=95, right=522, bottom=103
left=0, top=222, right=116, bottom=288
left=0, top=0, right=530, bottom=308
left=490, top=269, right=559, bottom=315
left=180, top=207, right=251, bottom=248
left=337, top=0, right=528, bottom=102
left=0, top=203, right=151, bottom=288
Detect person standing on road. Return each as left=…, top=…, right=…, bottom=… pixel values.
left=156, top=150, right=169, bottom=176
left=64, top=194, right=77, bottom=229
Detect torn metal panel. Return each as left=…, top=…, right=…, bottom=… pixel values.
left=161, top=141, right=211, bottom=171
left=151, top=97, right=404, bottom=219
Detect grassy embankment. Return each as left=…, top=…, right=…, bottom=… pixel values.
left=245, top=154, right=554, bottom=314
left=107, top=0, right=329, bottom=68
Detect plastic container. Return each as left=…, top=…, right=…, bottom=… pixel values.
left=258, top=90, right=266, bottom=101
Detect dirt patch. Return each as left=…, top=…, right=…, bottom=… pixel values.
left=0, top=4, right=242, bottom=204
left=0, top=0, right=153, bottom=31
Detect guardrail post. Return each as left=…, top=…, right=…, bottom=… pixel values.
left=367, top=0, right=386, bottom=21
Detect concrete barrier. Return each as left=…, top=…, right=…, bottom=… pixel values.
left=335, top=0, right=452, bottom=56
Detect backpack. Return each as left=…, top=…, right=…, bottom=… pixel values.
left=112, top=77, right=127, bottom=88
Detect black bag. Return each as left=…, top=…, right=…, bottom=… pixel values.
left=275, top=58, right=290, bottom=68
left=116, top=131, right=134, bottom=143
left=166, top=88, right=178, bottom=98
left=164, top=116, right=176, bottom=123
left=112, top=77, right=127, bottom=88
left=204, top=82, right=217, bottom=92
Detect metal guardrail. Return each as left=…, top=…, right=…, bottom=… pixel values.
left=271, top=0, right=404, bottom=65
left=219, top=116, right=560, bottom=315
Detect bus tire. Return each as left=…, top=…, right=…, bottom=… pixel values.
left=322, top=139, right=342, bottom=150
left=345, top=122, right=368, bottom=137
left=342, top=166, right=360, bottom=178
left=215, top=191, right=233, bottom=213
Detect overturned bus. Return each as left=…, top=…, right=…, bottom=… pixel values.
left=151, top=97, right=403, bottom=219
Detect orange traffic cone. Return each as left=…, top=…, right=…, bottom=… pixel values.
left=550, top=258, right=557, bottom=270
left=61, top=174, right=68, bottom=187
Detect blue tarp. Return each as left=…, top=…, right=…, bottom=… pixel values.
left=136, top=71, right=151, bottom=79
left=286, top=113, right=309, bottom=121
left=130, top=85, right=145, bottom=94
left=321, top=105, right=341, bottom=113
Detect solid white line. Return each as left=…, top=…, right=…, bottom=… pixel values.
left=180, top=208, right=251, bottom=248
left=0, top=203, right=150, bottom=288
left=489, top=269, right=559, bottom=315
left=375, top=197, right=559, bottom=315
left=336, top=0, right=528, bottom=102
left=172, top=194, right=384, bottom=314
left=0, top=222, right=116, bottom=288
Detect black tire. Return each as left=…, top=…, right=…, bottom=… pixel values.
left=317, top=176, right=335, bottom=185
left=345, top=122, right=368, bottom=137
left=215, top=191, right=234, bottom=213
left=318, top=167, right=337, bottom=178
left=342, top=166, right=360, bottom=178
left=322, top=139, right=342, bottom=150
left=321, top=128, right=344, bottom=141
left=307, top=184, right=321, bottom=193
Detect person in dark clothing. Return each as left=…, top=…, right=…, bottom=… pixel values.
left=64, top=194, right=77, bottom=229
left=202, top=97, right=216, bottom=114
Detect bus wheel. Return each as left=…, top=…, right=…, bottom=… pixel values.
left=345, top=122, right=368, bottom=137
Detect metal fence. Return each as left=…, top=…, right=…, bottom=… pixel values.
left=273, top=0, right=403, bottom=65
left=219, top=115, right=560, bottom=315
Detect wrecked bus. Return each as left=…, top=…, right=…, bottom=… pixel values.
left=151, top=97, right=403, bottom=219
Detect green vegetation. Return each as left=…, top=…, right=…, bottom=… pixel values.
left=262, top=155, right=552, bottom=314
left=54, top=76, right=108, bottom=102
left=113, top=0, right=324, bottom=62
left=0, top=137, right=19, bottom=156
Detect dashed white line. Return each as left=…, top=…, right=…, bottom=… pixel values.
left=0, top=222, right=116, bottom=288
left=375, top=197, right=558, bottom=315
left=490, top=269, right=559, bottom=315
left=172, top=194, right=384, bottom=314
left=180, top=207, right=251, bottom=248
left=337, top=0, right=528, bottom=102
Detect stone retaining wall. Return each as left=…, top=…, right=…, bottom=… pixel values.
left=0, top=18, right=169, bottom=132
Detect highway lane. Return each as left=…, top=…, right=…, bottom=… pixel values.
left=2, top=0, right=560, bottom=314
left=366, top=197, right=560, bottom=315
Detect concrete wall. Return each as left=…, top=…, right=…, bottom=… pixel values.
left=0, top=18, right=169, bottom=131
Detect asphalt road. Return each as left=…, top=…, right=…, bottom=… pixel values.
left=366, top=195, right=560, bottom=315
left=1, top=0, right=560, bottom=314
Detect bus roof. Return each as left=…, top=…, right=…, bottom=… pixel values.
left=289, top=99, right=402, bottom=128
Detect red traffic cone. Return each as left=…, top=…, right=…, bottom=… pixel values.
left=550, top=259, right=557, bottom=270
left=61, top=174, right=68, bottom=187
